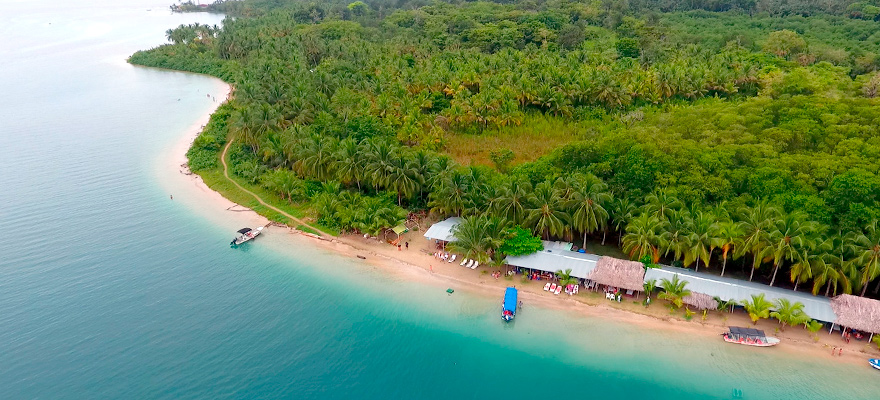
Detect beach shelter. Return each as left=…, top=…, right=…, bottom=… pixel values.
left=588, top=256, right=646, bottom=294
left=392, top=224, right=408, bottom=238
left=830, top=294, right=880, bottom=340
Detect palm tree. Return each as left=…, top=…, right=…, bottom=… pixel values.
left=490, top=179, right=532, bottom=225
left=742, top=294, right=774, bottom=324
left=524, top=181, right=569, bottom=240
left=567, top=176, right=611, bottom=249
left=386, top=154, right=420, bottom=206
left=448, top=216, right=510, bottom=264
left=767, top=211, right=817, bottom=287
left=644, top=189, right=682, bottom=220
left=736, top=202, right=780, bottom=281
left=811, top=232, right=854, bottom=296
left=770, top=298, right=808, bottom=330
left=685, top=210, right=718, bottom=272
left=333, top=138, right=364, bottom=190
left=664, top=208, right=693, bottom=262
left=851, top=219, right=880, bottom=297
left=658, top=275, right=691, bottom=309
left=716, top=220, right=743, bottom=277
left=643, top=279, right=657, bottom=302
left=428, top=169, right=470, bottom=217
left=610, top=197, right=637, bottom=245
left=622, top=213, right=669, bottom=263
left=555, top=269, right=578, bottom=287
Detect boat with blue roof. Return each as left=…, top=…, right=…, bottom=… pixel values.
left=502, top=287, right=517, bottom=322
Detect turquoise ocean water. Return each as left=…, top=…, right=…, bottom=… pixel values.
left=1, top=1, right=879, bottom=398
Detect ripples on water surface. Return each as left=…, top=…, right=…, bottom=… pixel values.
left=1, top=1, right=879, bottom=399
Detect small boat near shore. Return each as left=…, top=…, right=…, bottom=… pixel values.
left=502, top=287, right=517, bottom=322
left=870, top=359, right=880, bottom=370
left=722, top=326, right=780, bottom=347
left=231, top=227, right=262, bottom=246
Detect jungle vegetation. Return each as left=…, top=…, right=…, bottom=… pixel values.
left=131, top=0, right=880, bottom=299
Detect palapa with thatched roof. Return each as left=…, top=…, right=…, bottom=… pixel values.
left=588, top=257, right=645, bottom=292
left=830, top=294, right=880, bottom=334
left=682, top=292, right=718, bottom=310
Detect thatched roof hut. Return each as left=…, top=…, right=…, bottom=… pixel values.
left=588, top=257, right=645, bottom=292
left=682, top=292, right=718, bottom=310
left=830, top=294, right=880, bottom=334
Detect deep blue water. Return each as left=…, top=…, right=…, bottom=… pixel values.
left=2, top=1, right=879, bottom=399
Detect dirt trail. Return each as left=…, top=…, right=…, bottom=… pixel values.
left=220, top=138, right=330, bottom=237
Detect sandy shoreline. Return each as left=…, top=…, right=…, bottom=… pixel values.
left=160, top=81, right=880, bottom=369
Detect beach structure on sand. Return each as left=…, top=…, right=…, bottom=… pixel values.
left=644, top=266, right=836, bottom=322
left=588, top=257, right=646, bottom=295
left=504, top=247, right=599, bottom=280
left=682, top=292, right=718, bottom=310
left=422, top=217, right=461, bottom=246
left=830, top=294, right=880, bottom=341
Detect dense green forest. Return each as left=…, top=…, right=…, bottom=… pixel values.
left=134, top=0, right=880, bottom=299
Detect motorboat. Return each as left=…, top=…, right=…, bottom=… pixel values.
left=231, top=226, right=263, bottom=246
left=722, top=327, right=780, bottom=347
left=502, top=287, right=517, bottom=322
left=870, top=359, right=880, bottom=370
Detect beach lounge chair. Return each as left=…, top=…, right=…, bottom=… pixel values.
left=449, top=254, right=456, bottom=263
left=543, top=283, right=551, bottom=291
left=554, top=285, right=562, bottom=295
left=460, top=258, right=469, bottom=266
left=549, top=283, right=557, bottom=292
left=470, top=261, right=479, bottom=269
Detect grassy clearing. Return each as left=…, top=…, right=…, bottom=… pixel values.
left=195, top=161, right=339, bottom=236
left=442, top=113, right=593, bottom=167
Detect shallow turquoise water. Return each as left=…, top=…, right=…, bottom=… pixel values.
left=1, top=1, right=879, bottom=399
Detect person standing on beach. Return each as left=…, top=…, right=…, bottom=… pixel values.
left=405, top=242, right=409, bottom=249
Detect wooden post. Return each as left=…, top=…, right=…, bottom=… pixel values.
left=829, top=323, right=835, bottom=334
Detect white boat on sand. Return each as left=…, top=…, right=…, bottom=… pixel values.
left=722, top=327, right=780, bottom=347
left=231, top=227, right=263, bottom=246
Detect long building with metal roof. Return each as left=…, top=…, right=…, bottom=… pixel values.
left=505, top=250, right=599, bottom=280
left=644, top=266, right=836, bottom=322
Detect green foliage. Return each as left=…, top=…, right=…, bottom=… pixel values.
left=448, top=215, right=511, bottom=264
left=742, top=294, right=774, bottom=324
left=616, top=37, right=640, bottom=58
left=658, top=275, right=691, bottom=309
left=139, top=0, right=880, bottom=298
left=489, top=148, right=515, bottom=173
left=770, top=298, right=810, bottom=329
left=499, top=226, right=544, bottom=256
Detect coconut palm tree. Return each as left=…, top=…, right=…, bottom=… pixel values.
left=524, top=181, right=569, bottom=240
left=644, top=189, right=682, bottom=220
left=622, top=213, right=669, bottom=263
left=490, top=178, right=532, bottom=225
left=448, top=216, right=510, bottom=264
left=386, top=154, right=420, bottom=206
left=770, top=298, right=808, bottom=330
left=716, top=219, right=743, bottom=277
left=737, top=201, right=780, bottom=281
left=333, top=138, right=364, bottom=190
left=428, top=169, right=470, bottom=217
left=664, top=208, right=693, bottom=262
left=767, top=211, right=818, bottom=287
left=610, top=197, right=637, bottom=245
left=658, top=275, right=691, bottom=309
left=851, top=219, right=880, bottom=297
left=742, top=293, right=773, bottom=324
left=685, top=210, right=719, bottom=272
left=812, top=232, right=855, bottom=296
left=555, top=269, right=578, bottom=287
left=567, top=176, right=611, bottom=249
left=643, top=279, right=657, bottom=303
